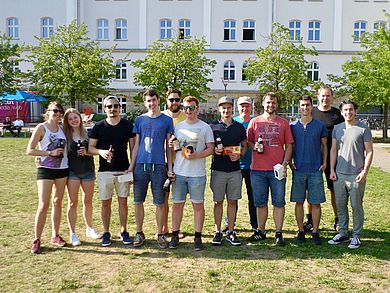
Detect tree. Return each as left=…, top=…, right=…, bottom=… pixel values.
left=244, top=22, right=318, bottom=110
left=0, top=33, right=21, bottom=95
left=132, top=37, right=216, bottom=100
left=329, top=15, right=390, bottom=138
left=27, top=21, right=115, bottom=108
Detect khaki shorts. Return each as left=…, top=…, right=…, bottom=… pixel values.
left=97, top=172, right=130, bottom=200
left=210, top=170, right=242, bottom=202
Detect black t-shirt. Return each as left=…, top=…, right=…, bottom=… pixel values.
left=209, top=120, right=247, bottom=172
left=68, top=139, right=95, bottom=175
left=90, top=119, right=135, bottom=172
left=312, top=107, right=344, bottom=149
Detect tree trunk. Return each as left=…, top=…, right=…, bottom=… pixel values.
left=383, top=102, right=388, bottom=139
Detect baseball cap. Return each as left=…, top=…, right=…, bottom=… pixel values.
left=237, top=96, right=252, bottom=105
left=103, top=95, right=120, bottom=106
left=218, top=96, right=234, bottom=106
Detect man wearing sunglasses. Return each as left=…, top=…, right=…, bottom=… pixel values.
left=161, top=89, right=186, bottom=236
left=89, top=95, right=135, bottom=247
left=168, top=96, right=214, bottom=250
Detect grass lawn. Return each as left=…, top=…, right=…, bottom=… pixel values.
left=0, top=138, right=389, bottom=292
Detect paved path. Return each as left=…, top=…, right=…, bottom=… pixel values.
left=372, top=143, right=390, bottom=173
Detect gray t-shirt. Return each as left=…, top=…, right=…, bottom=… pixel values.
left=332, top=121, right=372, bottom=175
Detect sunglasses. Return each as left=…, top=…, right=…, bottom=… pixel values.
left=183, top=105, right=197, bottom=111
left=168, top=98, right=181, bottom=103
left=50, top=109, right=64, bottom=114
left=106, top=104, right=120, bottom=109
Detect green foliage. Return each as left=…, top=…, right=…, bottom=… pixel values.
left=244, top=22, right=318, bottom=108
left=0, top=33, right=21, bottom=94
left=27, top=21, right=116, bottom=108
left=132, top=37, right=216, bottom=101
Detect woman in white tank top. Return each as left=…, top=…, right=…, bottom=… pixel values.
left=27, top=102, right=69, bottom=254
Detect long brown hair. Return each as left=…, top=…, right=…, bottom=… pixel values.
left=43, top=101, right=64, bottom=122
left=62, top=108, right=88, bottom=152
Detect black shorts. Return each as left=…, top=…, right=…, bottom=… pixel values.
left=37, top=168, right=69, bottom=180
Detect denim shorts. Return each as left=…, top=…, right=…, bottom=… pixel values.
left=250, top=170, right=286, bottom=208
left=290, top=170, right=326, bottom=204
left=172, top=175, right=206, bottom=204
left=68, top=170, right=96, bottom=181
left=133, top=163, right=167, bottom=205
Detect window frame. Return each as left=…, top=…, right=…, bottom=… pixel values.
left=178, top=19, right=191, bottom=39
left=308, top=20, right=321, bottom=42
left=160, top=19, right=172, bottom=40
left=115, top=18, right=128, bottom=40
left=224, top=20, right=237, bottom=41
left=307, top=61, right=320, bottom=82
left=115, top=60, right=127, bottom=80
left=6, top=17, right=19, bottom=39
left=41, top=17, right=54, bottom=39
left=223, top=60, right=236, bottom=81
left=243, top=19, right=255, bottom=41
left=353, top=20, right=367, bottom=42
left=97, top=18, right=109, bottom=40
left=289, top=20, right=302, bottom=41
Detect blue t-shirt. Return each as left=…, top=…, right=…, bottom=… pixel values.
left=233, top=115, right=252, bottom=170
left=133, top=113, right=174, bottom=165
left=290, top=118, right=327, bottom=172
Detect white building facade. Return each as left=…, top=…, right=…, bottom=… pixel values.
left=1, top=0, right=389, bottom=113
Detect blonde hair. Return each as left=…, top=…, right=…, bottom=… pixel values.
left=62, top=108, right=88, bottom=152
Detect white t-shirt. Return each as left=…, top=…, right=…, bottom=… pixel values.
left=173, top=119, right=214, bottom=177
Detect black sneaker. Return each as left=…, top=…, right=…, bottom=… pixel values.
left=312, top=232, right=322, bottom=245
left=194, top=237, right=203, bottom=251
left=303, top=221, right=313, bottom=232
left=221, top=226, right=229, bottom=235
left=120, top=231, right=133, bottom=245
left=101, top=232, right=111, bottom=247
left=275, top=232, right=285, bottom=246
left=328, top=233, right=350, bottom=245
left=169, top=235, right=179, bottom=249
left=226, top=231, right=241, bottom=246
left=248, top=230, right=267, bottom=242
left=297, top=231, right=305, bottom=244
left=212, top=232, right=223, bottom=246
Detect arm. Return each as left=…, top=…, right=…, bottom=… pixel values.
left=88, top=138, right=111, bottom=161
left=355, top=140, right=373, bottom=183
left=128, top=134, right=140, bottom=172
left=166, top=133, right=173, bottom=174
left=319, top=137, right=328, bottom=171
left=26, top=124, right=63, bottom=157
left=126, top=136, right=136, bottom=173
left=186, top=142, right=215, bottom=160
left=329, top=138, right=337, bottom=181
left=282, top=143, right=293, bottom=167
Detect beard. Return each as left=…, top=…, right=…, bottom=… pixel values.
left=170, top=105, right=181, bottom=113
left=266, top=108, right=276, bottom=114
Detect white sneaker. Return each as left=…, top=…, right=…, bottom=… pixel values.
left=348, top=237, right=361, bottom=249
left=70, top=233, right=81, bottom=246
left=86, top=227, right=101, bottom=239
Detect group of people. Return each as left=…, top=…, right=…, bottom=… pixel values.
left=1, top=116, right=24, bottom=137
left=27, top=85, right=373, bottom=254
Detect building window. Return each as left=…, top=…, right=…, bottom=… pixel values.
left=224, top=20, right=236, bottom=41
left=115, top=18, right=127, bottom=40
left=97, top=18, right=109, bottom=40
left=223, top=60, right=235, bottom=81
left=97, top=97, right=104, bottom=114
left=115, top=60, right=127, bottom=80
left=160, top=19, right=172, bottom=40
left=289, top=20, right=301, bottom=41
left=242, top=62, right=248, bottom=81
left=6, top=17, right=19, bottom=39
left=12, top=60, right=20, bottom=73
left=374, top=21, right=386, bottom=31
left=308, top=20, right=321, bottom=41
left=118, top=97, right=127, bottom=113
left=41, top=17, right=54, bottom=38
left=178, top=19, right=191, bottom=39
left=243, top=20, right=255, bottom=41
left=307, top=61, right=319, bottom=81
left=353, top=21, right=366, bottom=42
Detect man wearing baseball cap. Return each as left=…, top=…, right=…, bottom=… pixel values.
left=209, top=97, right=247, bottom=246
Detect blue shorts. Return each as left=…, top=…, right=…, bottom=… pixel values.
left=250, top=170, right=286, bottom=208
left=68, top=170, right=95, bottom=181
left=171, top=175, right=206, bottom=204
left=290, top=170, right=326, bottom=204
left=133, top=163, right=167, bottom=205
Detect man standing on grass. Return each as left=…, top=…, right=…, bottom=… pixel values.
left=89, top=95, right=135, bottom=247
left=290, top=95, right=328, bottom=245
left=129, top=89, right=174, bottom=249
left=328, top=100, right=373, bottom=249
left=210, top=96, right=247, bottom=246
left=161, top=88, right=186, bottom=236
left=247, top=92, right=293, bottom=246
left=233, top=96, right=257, bottom=232
left=168, top=96, right=214, bottom=250
left=305, top=85, right=344, bottom=232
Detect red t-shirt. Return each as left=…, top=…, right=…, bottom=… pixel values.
left=247, top=115, right=294, bottom=171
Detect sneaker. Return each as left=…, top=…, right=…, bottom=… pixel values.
left=328, top=233, right=350, bottom=245
left=101, top=232, right=111, bottom=247
left=31, top=239, right=41, bottom=254
left=120, top=231, right=133, bottom=245
left=157, top=234, right=169, bottom=249
left=70, top=233, right=81, bottom=247
left=212, top=232, right=223, bottom=246
left=221, top=226, right=229, bottom=235
left=194, top=237, right=203, bottom=251
left=169, top=235, right=179, bottom=249
left=275, top=232, right=285, bottom=246
left=348, top=237, right=361, bottom=249
left=248, top=230, right=267, bottom=242
left=312, top=232, right=322, bottom=245
left=133, top=232, right=146, bottom=247
left=297, top=231, right=305, bottom=244
left=303, top=221, right=313, bottom=232
left=86, top=227, right=101, bottom=239
left=226, top=231, right=241, bottom=246
left=51, top=235, right=66, bottom=247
